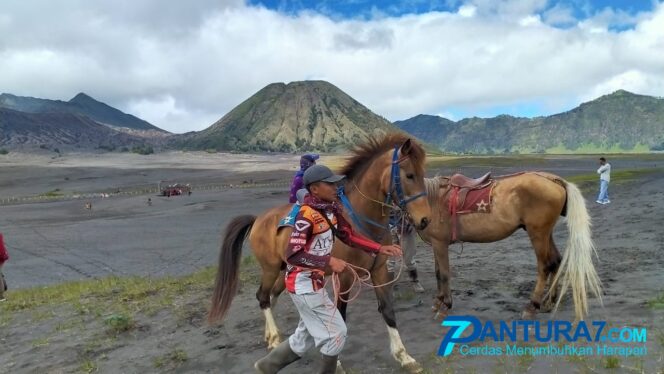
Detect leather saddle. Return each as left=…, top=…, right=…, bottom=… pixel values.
left=450, top=172, right=492, bottom=189
left=446, top=172, right=494, bottom=242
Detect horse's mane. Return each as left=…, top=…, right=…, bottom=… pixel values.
left=424, top=176, right=448, bottom=215
left=339, top=133, right=426, bottom=180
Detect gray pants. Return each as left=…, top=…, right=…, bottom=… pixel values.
left=387, top=229, right=417, bottom=274
left=288, top=288, right=347, bottom=356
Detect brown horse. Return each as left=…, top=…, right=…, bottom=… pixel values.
left=421, top=172, right=602, bottom=321
left=209, top=134, right=433, bottom=372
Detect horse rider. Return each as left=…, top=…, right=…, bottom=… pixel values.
left=255, top=164, right=402, bottom=373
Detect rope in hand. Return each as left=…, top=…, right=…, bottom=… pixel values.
left=324, top=214, right=408, bottom=329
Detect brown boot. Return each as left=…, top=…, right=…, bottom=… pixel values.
left=254, top=340, right=300, bottom=373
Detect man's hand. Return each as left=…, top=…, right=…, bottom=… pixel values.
left=379, top=244, right=402, bottom=257
left=328, top=257, right=347, bottom=273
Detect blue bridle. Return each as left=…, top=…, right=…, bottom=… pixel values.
left=337, top=145, right=427, bottom=240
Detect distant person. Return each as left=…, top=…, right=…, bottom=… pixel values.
left=0, top=233, right=9, bottom=301
left=289, top=153, right=320, bottom=203
left=388, top=209, right=424, bottom=293
left=596, top=157, right=611, bottom=204
left=147, top=198, right=152, bottom=206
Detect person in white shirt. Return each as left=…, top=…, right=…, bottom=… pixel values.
left=596, top=157, right=611, bottom=204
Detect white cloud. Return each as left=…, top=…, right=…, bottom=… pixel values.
left=0, top=0, right=663, bottom=133
left=542, top=3, right=577, bottom=25
left=457, top=4, right=476, bottom=17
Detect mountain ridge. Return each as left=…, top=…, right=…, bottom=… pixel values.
left=0, top=92, right=165, bottom=132
left=395, top=90, right=664, bottom=153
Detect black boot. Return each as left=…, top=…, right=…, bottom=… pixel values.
left=254, top=340, right=300, bottom=374
left=320, top=354, right=344, bottom=374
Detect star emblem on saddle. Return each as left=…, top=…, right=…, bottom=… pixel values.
left=476, top=199, right=488, bottom=212
left=284, top=215, right=294, bottom=224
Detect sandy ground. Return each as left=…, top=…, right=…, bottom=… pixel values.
left=0, top=153, right=663, bottom=373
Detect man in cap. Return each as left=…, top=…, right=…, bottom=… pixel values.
left=255, top=165, right=402, bottom=374
left=289, top=153, right=320, bottom=203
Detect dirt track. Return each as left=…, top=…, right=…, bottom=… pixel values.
left=0, top=153, right=662, bottom=373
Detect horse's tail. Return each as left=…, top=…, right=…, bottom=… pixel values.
left=208, top=215, right=256, bottom=324
left=550, top=182, right=602, bottom=320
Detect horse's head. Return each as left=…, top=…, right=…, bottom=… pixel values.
left=381, top=138, right=431, bottom=230
left=341, top=134, right=432, bottom=231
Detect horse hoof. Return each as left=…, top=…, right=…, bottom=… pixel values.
left=520, top=309, right=537, bottom=320
left=433, top=307, right=449, bottom=320
left=403, top=361, right=424, bottom=374
left=540, top=299, right=555, bottom=313
left=266, top=336, right=281, bottom=350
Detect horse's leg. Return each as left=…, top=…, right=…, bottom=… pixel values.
left=432, top=239, right=453, bottom=318
left=541, top=234, right=562, bottom=313
left=522, top=227, right=554, bottom=319
left=336, top=271, right=353, bottom=321
left=372, top=262, right=422, bottom=373
left=270, top=271, right=285, bottom=310
left=257, top=266, right=282, bottom=349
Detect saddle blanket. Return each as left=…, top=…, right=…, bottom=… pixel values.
left=452, top=183, right=494, bottom=214
left=279, top=203, right=301, bottom=228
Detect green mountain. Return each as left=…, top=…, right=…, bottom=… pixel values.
left=395, top=90, right=664, bottom=153
left=179, top=81, right=404, bottom=152
left=0, top=92, right=165, bottom=132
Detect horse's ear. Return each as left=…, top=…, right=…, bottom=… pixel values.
left=399, top=138, right=413, bottom=156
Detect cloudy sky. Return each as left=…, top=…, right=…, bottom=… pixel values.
left=1, top=0, right=663, bottom=133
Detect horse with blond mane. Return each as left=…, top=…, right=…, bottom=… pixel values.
left=421, top=172, right=602, bottom=321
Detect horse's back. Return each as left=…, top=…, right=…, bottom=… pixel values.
left=248, top=204, right=293, bottom=265
left=493, top=172, right=567, bottom=222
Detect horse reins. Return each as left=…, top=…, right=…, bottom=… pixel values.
left=338, top=144, right=427, bottom=241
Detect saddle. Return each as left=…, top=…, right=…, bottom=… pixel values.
left=445, top=172, right=494, bottom=242
left=450, top=172, right=492, bottom=189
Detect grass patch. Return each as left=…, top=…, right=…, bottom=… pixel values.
left=0, top=259, right=261, bottom=326
left=104, top=313, right=135, bottom=334
left=31, top=309, right=55, bottom=322
left=565, top=168, right=663, bottom=192
left=604, top=356, right=621, bottom=369
left=54, top=319, right=84, bottom=333
left=41, top=188, right=64, bottom=197
left=0, top=313, right=12, bottom=328
left=79, top=359, right=98, bottom=373
left=0, top=266, right=218, bottom=315
left=647, top=292, right=664, bottom=309
left=153, top=348, right=188, bottom=369
left=31, top=337, right=50, bottom=347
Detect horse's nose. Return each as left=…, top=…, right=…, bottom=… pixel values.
left=419, top=217, right=429, bottom=230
